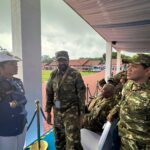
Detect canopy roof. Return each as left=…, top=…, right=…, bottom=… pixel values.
left=64, top=0, right=150, bottom=52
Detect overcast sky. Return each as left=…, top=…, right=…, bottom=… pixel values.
left=0, top=0, right=133, bottom=59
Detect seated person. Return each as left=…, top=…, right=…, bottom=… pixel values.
left=98, top=78, right=106, bottom=89
left=82, top=83, right=117, bottom=133
left=108, top=71, right=127, bottom=103
left=97, top=78, right=106, bottom=97
left=88, top=78, right=106, bottom=100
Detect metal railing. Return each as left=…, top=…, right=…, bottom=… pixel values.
left=27, top=100, right=52, bottom=149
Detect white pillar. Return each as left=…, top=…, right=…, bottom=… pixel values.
left=116, top=50, right=121, bottom=73
left=105, top=42, right=112, bottom=81
left=11, top=0, right=42, bottom=145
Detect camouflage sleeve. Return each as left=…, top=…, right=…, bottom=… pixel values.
left=109, top=84, right=127, bottom=116
left=109, top=102, right=121, bottom=117
left=110, top=80, right=128, bottom=117
left=84, top=100, right=115, bottom=126
left=75, top=72, right=86, bottom=115
left=45, top=72, right=55, bottom=113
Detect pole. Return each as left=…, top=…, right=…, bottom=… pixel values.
left=86, top=84, right=89, bottom=103
left=35, top=100, right=41, bottom=150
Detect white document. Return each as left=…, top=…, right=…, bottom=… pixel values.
left=97, top=121, right=111, bottom=150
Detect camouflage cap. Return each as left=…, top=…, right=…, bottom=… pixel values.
left=0, top=51, right=21, bottom=63
left=107, top=77, right=117, bottom=85
left=114, top=71, right=127, bottom=80
left=131, top=54, right=150, bottom=67
left=108, top=71, right=127, bottom=85
left=98, top=78, right=106, bottom=87
left=55, top=51, right=69, bottom=61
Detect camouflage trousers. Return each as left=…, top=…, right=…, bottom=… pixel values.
left=54, top=106, right=83, bottom=150
left=121, top=137, right=150, bottom=150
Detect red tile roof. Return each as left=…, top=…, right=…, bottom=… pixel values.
left=84, top=60, right=101, bottom=66
left=48, top=59, right=102, bottom=67
left=69, top=59, right=88, bottom=66
left=49, top=61, right=57, bottom=66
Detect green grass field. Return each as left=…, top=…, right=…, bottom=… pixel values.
left=42, top=70, right=96, bottom=81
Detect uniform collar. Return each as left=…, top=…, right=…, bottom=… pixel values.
left=131, top=80, right=150, bottom=91
left=57, top=66, right=70, bottom=75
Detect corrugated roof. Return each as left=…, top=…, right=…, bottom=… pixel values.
left=70, top=58, right=88, bottom=66
left=64, top=0, right=150, bottom=52
left=84, top=60, right=101, bottom=66
left=49, top=61, right=57, bottom=66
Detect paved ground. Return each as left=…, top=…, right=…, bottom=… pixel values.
left=42, top=71, right=105, bottom=132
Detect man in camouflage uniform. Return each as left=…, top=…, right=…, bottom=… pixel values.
left=98, top=78, right=106, bottom=88
left=108, top=71, right=127, bottom=104
left=107, top=54, right=150, bottom=150
left=46, top=51, right=86, bottom=150
left=82, top=83, right=117, bottom=133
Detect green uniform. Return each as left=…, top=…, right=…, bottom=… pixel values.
left=46, top=67, right=86, bottom=150
left=110, top=80, right=150, bottom=150
left=83, top=96, right=116, bottom=132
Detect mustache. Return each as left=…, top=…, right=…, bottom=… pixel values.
left=58, top=64, right=68, bottom=71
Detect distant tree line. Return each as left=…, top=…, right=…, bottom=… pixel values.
left=42, top=52, right=150, bottom=64
left=80, top=52, right=132, bottom=64
left=41, top=55, right=55, bottom=64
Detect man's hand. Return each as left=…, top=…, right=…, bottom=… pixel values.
left=107, top=113, right=113, bottom=122
left=46, top=113, right=52, bottom=125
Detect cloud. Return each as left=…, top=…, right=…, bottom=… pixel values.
left=41, top=22, right=106, bottom=59
left=0, top=33, right=12, bottom=51
left=0, top=0, right=11, bottom=33
left=0, top=0, right=107, bottom=58
left=41, top=0, right=107, bottom=58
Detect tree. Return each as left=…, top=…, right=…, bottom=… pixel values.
left=41, top=55, right=53, bottom=64
left=102, top=52, right=117, bottom=61
left=121, top=54, right=132, bottom=63
left=102, top=52, right=132, bottom=63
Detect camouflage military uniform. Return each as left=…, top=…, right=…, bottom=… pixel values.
left=98, top=78, right=106, bottom=87
left=46, top=65, right=86, bottom=150
left=109, top=54, right=150, bottom=150
left=83, top=95, right=116, bottom=132
left=117, top=80, right=150, bottom=150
